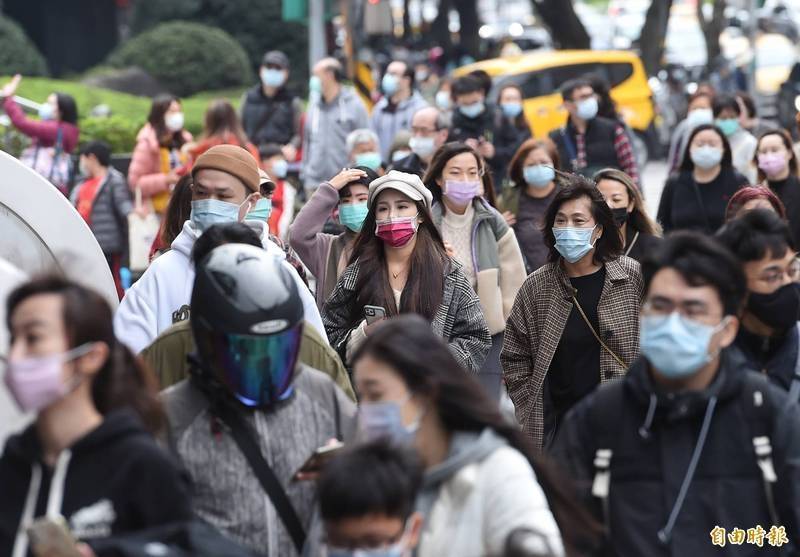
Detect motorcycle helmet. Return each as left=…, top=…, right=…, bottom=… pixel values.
left=191, top=243, right=304, bottom=407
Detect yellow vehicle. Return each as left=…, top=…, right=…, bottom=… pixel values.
left=454, top=50, right=655, bottom=140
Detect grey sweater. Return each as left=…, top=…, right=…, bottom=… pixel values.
left=301, top=87, right=369, bottom=187
left=161, top=364, right=356, bottom=556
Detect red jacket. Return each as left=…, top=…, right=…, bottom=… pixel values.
left=3, top=97, right=79, bottom=153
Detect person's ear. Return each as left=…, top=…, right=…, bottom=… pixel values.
left=406, top=512, right=425, bottom=549
left=716, top=315, right=739, bottom=350
left=594, top=224, right=603, bottom=241
left=75, top=342, right=109, bottom=378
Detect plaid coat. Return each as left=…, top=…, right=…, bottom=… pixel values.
left=322, top=259, right=491, bottom=373
left=501, top=256, right=644, bottom=450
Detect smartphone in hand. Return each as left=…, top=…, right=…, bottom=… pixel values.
left=364, top=305, right=386, bottom=326
left=294, top=440, right=345, bottom=480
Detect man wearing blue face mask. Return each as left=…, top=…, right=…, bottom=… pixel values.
left=241, top=51, right=303, bottom=161
left=712, top=94, right=757, bottom=183
left=548, top=78, right=639, bottom=188
left=370, top=60, right=428, bottom=161
left=114, top=144, right=326, bottom=354
left=447, top=75, right=498, bottom=166
left=552, top=232, right=800, bottom=556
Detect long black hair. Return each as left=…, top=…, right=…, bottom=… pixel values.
left=334, top=197, right=447, bottom=329
left=679, top=123, right=733, bottom=173
left=55, top=93, right=78, bottom=125
left=7, top=276, right=166, bottom=434
left=352, top=315, right=603, bottom=556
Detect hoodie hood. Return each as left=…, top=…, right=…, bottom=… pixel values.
left=3, top=410, right=156, bottom=557
left=173, top=219, right=284, bottom=260
left=416, top=428, right=507, bottom=518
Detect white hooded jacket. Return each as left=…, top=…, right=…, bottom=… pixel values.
left=114, top=220, right=326, bottom=354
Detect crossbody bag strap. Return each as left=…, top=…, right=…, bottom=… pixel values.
left=624, top=230, right=640, bottom=257
left=571, top=295, right=627, bottom=369
left=213, top=402, right=307, bottom=553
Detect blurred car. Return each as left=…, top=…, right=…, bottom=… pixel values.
left=453, top=50, right=654, bottom=142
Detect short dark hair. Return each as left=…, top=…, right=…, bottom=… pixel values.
left=318, top=439, right=423, bottom=522
left=641, top=231, right=747, bottom=316
left=192, top=223, right=262, bottom=266
left=712, top=93, right=740, bottom=117
left=679, top=124, right=734, bottom=173
left=55, top=93, right=78, bottom=125
left=467, top=69, right=492, bottom=97
left=451, top=75, right=483, bottom=98
left=559, top=78, right=591, bottom=102
left=81, top=140, right=112, bottom=167
left=395, top=60, right=415, bottom=89
left=543, top=174, right=623, bottom=264
left=259, top=143, right=284, bottom=161
left=339, top=165, right=378, bottom=200
left=716, top=208, right=795, bottom=264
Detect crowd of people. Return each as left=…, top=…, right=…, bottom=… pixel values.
left=1, top=45, right=800, bottom=557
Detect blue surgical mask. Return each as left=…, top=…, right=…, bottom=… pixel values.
left=309, top=75, right=322, bottom=95
left=382, top=74, right=399, bottom=97
left=261, top=68, right=286, bottom=88
left=641, top=313, right=729, bottom=378
left=576, top=97, right=599, bottom=120
left=686, top=108, right=713, bottom=128
left=327, top=542, right=405, bottom=557
left=523, top=164, right=555, bottom=188
left=339, top=202, right=369, bottom=232
left=272, top=159, right=288, bottom=179
left=501, top=102, right=523, bottom=119
left=190, top=199, right=241, bottom=232
left=459, top=101, right=485, bottom=119
left=38, top=103, right=54, bottom=121
left=355, top=152, right=382, bottom=171
left=715, top=118, right=739, bottom=137
left=553, top=225, right=597, bottom=263
left=358, top=398, right=422, bottom=444
left=690, top=145, right=723, bottom=170
left=245, top=198, right=272, bottom=221
left=435, top=91, right=451, bottom=111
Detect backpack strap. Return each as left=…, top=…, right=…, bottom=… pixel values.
left=740, top=372, right=780, bottom=527
left=212, top=400, right=307, bottom=553
left=789, top=323, right=800, bottom=402
left=587, top=380, right=627, bottom=532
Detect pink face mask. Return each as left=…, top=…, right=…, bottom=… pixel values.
left=375, top=215, right=419, bottom=248
left=758, top=152, right=788, bottom=177
left=4, top=343, right=93, bottom=413
left=444, top=180, right=480, bottom=206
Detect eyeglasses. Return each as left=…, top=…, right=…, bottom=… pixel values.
left=411, top=126, right=437, bottom=135
left=756, top=257, right=800, bottom=287
left=642, top=300, right=722, bottom=323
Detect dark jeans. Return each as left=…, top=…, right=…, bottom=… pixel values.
left=477, top=332, right=504, bottom=401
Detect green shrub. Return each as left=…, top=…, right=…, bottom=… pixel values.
left=106, top=21, right=252, bottom=97
left=0, top=16, right=48, bottom=76
left=79, top=116, right=141, bottom=154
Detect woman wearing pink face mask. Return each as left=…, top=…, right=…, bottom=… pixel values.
left=755, top=129, right=800, bottom=244
left=0, top=277, right=192, bottom=557
left=322, top=170, right=491, bottom=372
left=423, top=142, right=526, bottom=399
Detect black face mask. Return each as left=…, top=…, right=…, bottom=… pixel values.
left=611, top=207, right=629, bottom=227
left=747, top=283, right=800, bottom=331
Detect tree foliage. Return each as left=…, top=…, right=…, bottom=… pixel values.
left=0, top=16, right=48, bottom=76
left=106, top=21, right=252, bottom=97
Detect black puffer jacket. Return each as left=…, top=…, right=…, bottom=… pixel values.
left=552, top=350, right=800, bottom=556
left=240, top=85, right=302, bottom=148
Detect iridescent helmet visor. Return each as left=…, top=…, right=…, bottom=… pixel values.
left=206, top=324, right=303, bottom=407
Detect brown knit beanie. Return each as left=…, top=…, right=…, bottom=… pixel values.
left=191, top=145, right=260, bottom=193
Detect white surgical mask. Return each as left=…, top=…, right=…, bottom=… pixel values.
left=165, top=112, right=185, bottom=132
